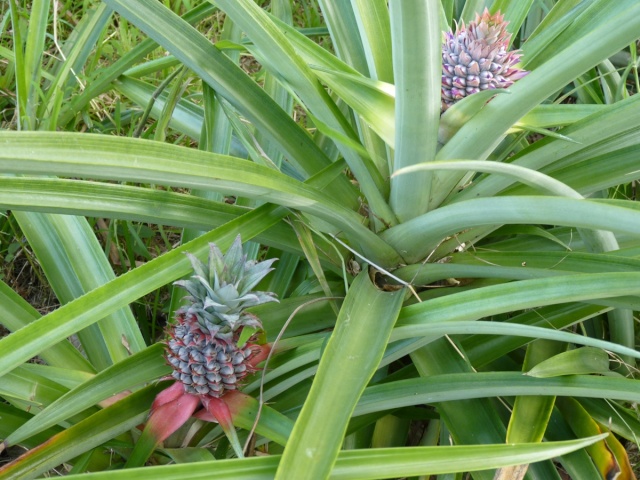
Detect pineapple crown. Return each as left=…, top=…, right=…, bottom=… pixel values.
left=441, top=8, right=528, bottom=112
left=174, top=236, right=278, bottom=340
left=457, top=9, right=512, bottom=48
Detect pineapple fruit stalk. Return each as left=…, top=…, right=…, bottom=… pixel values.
left=441, top=8, right=528, bottom=112
left=130, top=236, right=277, bottom=464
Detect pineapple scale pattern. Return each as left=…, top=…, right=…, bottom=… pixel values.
left=441, top=9, right=528, bottom=112
left=165, top=236, right=277, bottom=398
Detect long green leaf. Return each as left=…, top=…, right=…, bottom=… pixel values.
left=463, top=304, right=607, bottom=368
left=522, top=0, right=624, bottom=70
left=255, top=1, right=293, bottom=170
left=212, top=0, right=396, bottom=228
left=0, top=280, right=93, bottom=372
left=525, top=347, right=611, bottom=378
left=509, top=342, right=565, bottom=442
left=316, top=0, right=392, bottom=178
left=394, top=159, right=582, bottom=198
left=308, top=66, right=396, bottom=150
left=54, top=437, right=607, bottom=479
left=0, top=177, right=314, bottom=257
left=516, top=104, right=604, bottom=129
left=499, top=339, right=566, bottom=480
left=0, top=131, right=400, bottom=265
left=316, top=0, right=369, bottom=75
left=350, top=0, right=393, bottom=82
left=411, top=339, right=506, bottom=480
left=355, top=372, right=640, bottom=416
left=10, top=0, right=145, bottom=368
left=397, top=272, right=640, bottom=329
left=555, top=397, right=627, bottom=479
left=397, top=250, right=640, bottom=285
left=460, top=0, right=491, bottom=23
left=102, top=0, right=353, bottom=198
left=4, top=344, right=169, bottom=447
left=0, top=403, right=63, bottom=449
left=511, top=145, right=640, bottom=198
left=0, top=384, right=166, bottom=480
left=454, top=94, right=640, bottom=202
left=490, top=0, right=535, bottom=41
left=0, top=365, right=69, bottom=409
left=383, top=196, right=640, bottom=262
left=14, top=211, right=144, bottom=368
left=388, top=320, right=640, bottom=362
left=262, top=15, right=396, bottom=154
left=275, top=272, right=405, bottom=480
left=579, top=398, right=640, bottom=443
left=388, top=0, right=440, bottom=221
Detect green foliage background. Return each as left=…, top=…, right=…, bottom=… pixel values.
left=1, top=0, right=640, bottom=479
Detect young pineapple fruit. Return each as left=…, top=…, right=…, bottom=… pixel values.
left=166, top=236, right=277, bottom=398
left=441, top=8, right=528, bottom=112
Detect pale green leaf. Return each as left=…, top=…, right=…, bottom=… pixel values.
left=526, top=347, right=611, bottom=378
left=275, top=272, right=405, bottom=479
left=56, top=437, right=607, bottom=480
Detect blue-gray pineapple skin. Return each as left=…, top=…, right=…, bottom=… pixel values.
left=166, top=236, right=277, bottom=397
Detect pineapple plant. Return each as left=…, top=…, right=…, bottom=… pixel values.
left=441, top=8, right=528, bottom=112
left=2, top=1, right=640, bottom=479
left=128, top=236, right=277, bottom=462
left=166, top=236, right=277, bottom=398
